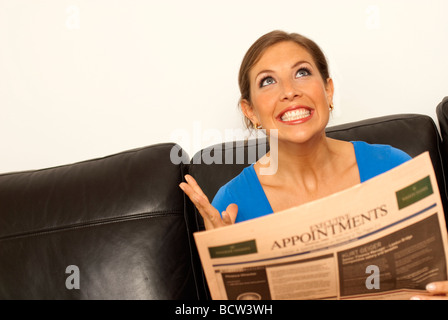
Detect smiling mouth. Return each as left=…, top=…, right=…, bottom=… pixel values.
left=277, top=107, right=313, bottom=123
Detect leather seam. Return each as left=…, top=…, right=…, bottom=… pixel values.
left=0, top=210, right=183, bottom=241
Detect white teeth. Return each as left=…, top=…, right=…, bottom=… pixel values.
left=281, top=109, right=311, bottom=121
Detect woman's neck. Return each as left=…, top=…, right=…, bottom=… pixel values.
left=257, top=134, right=339, bottom=188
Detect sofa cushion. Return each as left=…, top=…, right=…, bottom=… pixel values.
left=0, top=143, right=203, bottom=299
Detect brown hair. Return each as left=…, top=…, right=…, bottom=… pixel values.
left=238, top=30, right=330, bottom=129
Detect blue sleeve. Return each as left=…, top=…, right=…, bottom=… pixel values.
left=211, top=186, right=231, bottom=215
left=355, top=142, right=412, bottom=182
left=389, top=147, right=412, bottom=165
left=210, top=165, right=274, bottom=223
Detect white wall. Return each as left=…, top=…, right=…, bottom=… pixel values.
left=1, top=0, right=447, bottom=173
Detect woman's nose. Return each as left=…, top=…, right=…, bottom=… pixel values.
left=280, top=79, right=301, bottom=101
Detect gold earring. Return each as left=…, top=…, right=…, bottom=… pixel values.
left=254, top=123, right=262, bottom=130
left=329, top=103, right=334, bottom=111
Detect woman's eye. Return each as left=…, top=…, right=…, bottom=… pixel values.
left=260, top=77, right=276, bottom=87
left=296, top=68, right=311, bottom=78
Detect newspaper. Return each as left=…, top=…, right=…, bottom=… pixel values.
left=193, top=152, right=448, bottom=300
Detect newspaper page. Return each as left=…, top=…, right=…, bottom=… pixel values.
left=193, top=152, right=448, bottom=300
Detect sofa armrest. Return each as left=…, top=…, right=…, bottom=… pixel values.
left=0, top=143, right=203, bottom=299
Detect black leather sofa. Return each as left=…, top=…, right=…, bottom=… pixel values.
left=1, top=97, right=448, bottom=300
left=437, top=96, right=448, bottom=171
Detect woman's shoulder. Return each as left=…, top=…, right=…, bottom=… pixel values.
left=351, top=140, right=412, bottom=182
left=211, top=164, right=273, bottom=221
left=217, top=164, right=257, bottom=189
left=211, top=164, right=257, bottom=205
left=351, top=140, right=412, bottom=162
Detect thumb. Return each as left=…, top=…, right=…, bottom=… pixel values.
left=222, top=203, right=238, bottom=225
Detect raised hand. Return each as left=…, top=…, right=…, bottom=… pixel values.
left=179, top=174, right=238, bottom=230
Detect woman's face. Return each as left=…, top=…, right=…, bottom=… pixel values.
left=242, top=41, right=334, bottom=145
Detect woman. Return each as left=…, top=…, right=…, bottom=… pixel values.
left=179, top=30, right=448, bottom=299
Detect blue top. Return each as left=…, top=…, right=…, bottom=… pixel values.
left=211, top=141, right=411, bottom=223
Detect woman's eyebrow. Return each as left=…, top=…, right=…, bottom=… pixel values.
left=291, top=60, right=311, bottom=69
left=254, top=69, right=274, bottom=80
left=254, top=60, right=312, bottom=80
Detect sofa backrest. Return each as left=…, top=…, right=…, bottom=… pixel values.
left=189, top=113, right=448, bottom=232
left=0, top=143, right=205, bottom=299
left=436, top=96, right=448, bottom=177
left=1, top=112, right=446, bottom=300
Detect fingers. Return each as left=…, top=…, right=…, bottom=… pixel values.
left=184, top=174, right=209, bottom=201
left=179, top=175, right=238, bottom=230
left=410, top=281, right=448, bottom=300
left=223, top=203, right=238, bottom=225
left=222, top=211, right=232, bottom=225
left=426, top=281, right=448, bottom=294
left=179, top=175, right=226, bottom=229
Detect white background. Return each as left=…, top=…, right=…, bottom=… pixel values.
left=1, top=0, right=447, bottom=173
